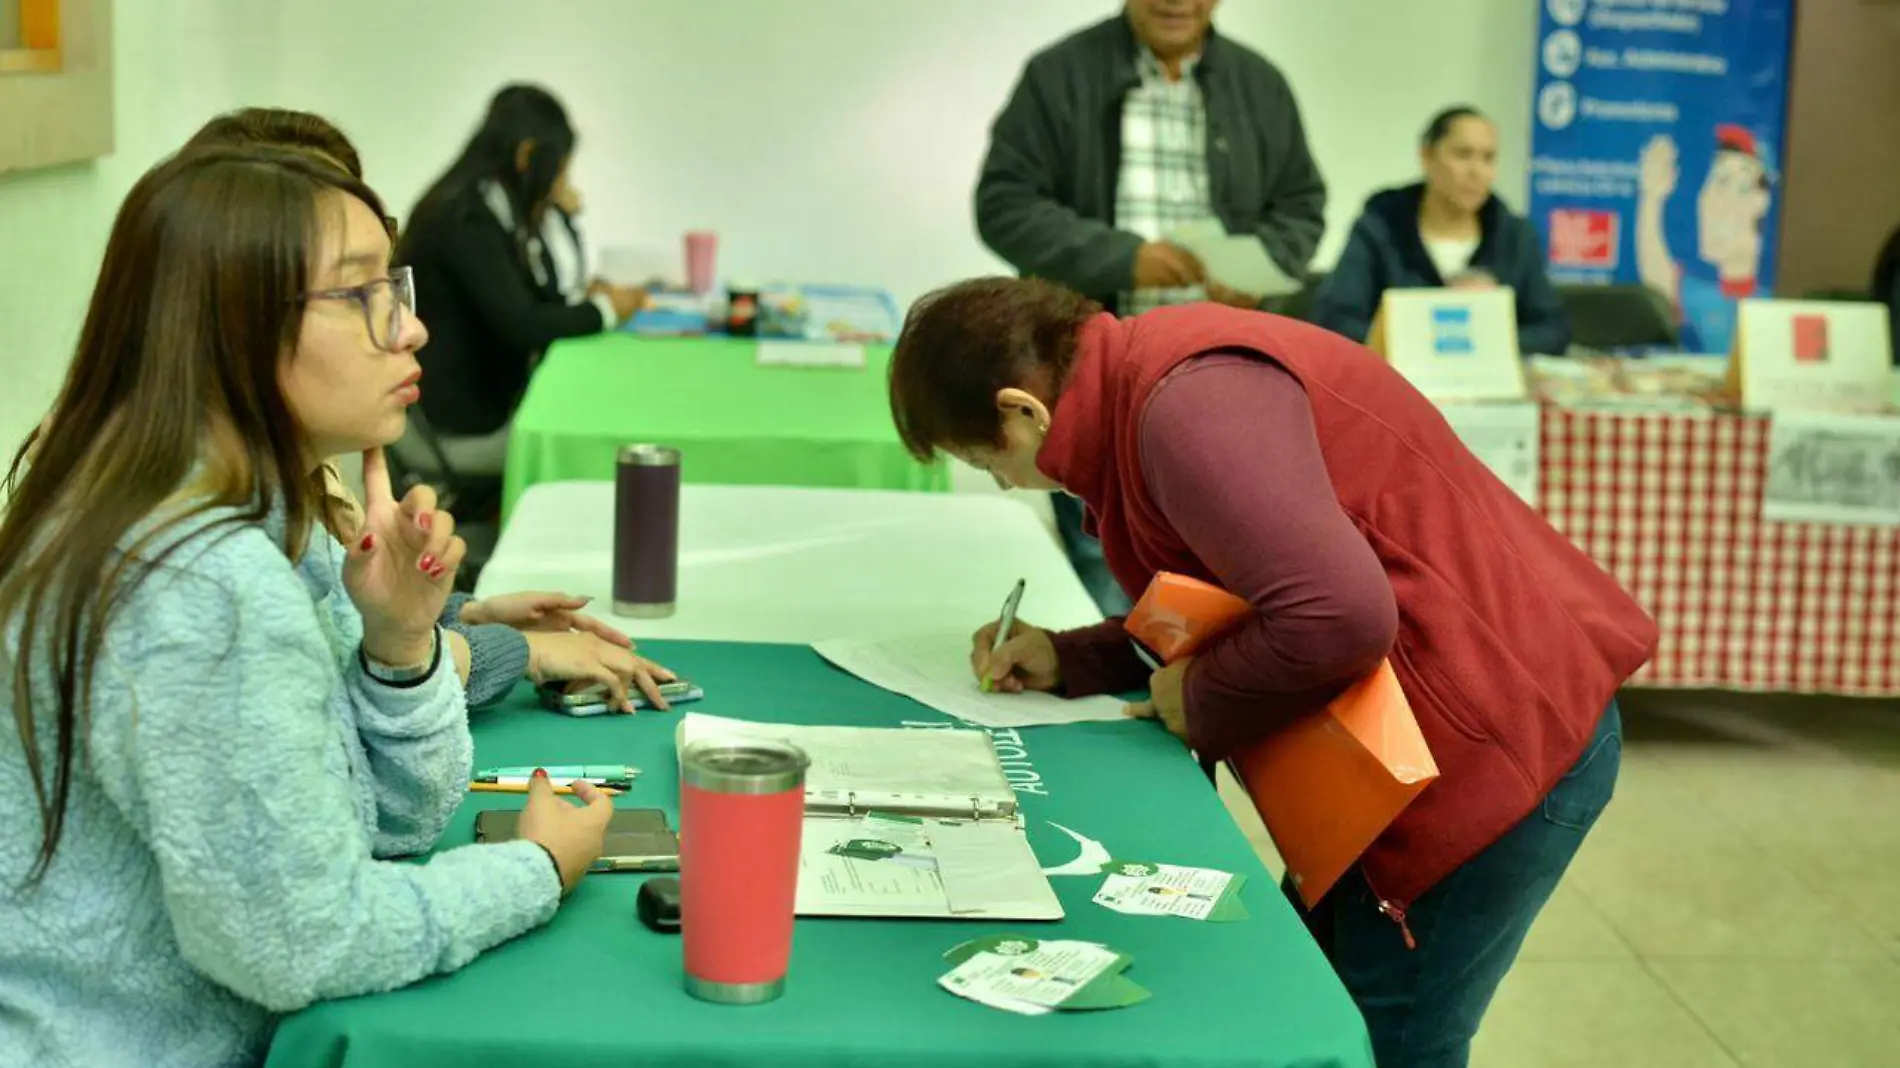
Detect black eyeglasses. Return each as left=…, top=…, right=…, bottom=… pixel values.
left=301, top=265, right=415, bottom=352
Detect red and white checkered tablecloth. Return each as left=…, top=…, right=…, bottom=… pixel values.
left=1540, top=408, right=1900, bottom=696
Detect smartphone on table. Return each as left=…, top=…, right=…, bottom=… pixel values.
left=536, top=678, right=703, bottom=716
left=475, top=808, right=681, bottom=872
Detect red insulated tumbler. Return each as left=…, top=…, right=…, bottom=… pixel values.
left=678, top=739, right=809, bottom=1004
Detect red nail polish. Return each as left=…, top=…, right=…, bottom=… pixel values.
left=359, top=533, right=375, bottom=552
left=418, top=554, right=437, bottom=572
left=533, top=767, right=547, bottom=779
left=417, top=511, right=433, bottom=532
left=428, top=565, right=447, bottom=580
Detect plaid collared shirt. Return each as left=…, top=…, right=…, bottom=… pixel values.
left=1115, top=48, right=1212, bottom=315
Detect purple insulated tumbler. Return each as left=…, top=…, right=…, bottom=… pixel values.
left=613, top=445, right=681, bottom=618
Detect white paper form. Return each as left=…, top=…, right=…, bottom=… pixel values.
left=812, top=633, right=1127, bottom=729
left=1166, top=217, right=1302, bottom=297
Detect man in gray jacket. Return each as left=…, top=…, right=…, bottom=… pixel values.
left=975, top=0, right=1326, bottom=611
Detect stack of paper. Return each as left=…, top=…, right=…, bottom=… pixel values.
left=755, top=340, right=866, bottom=369
left=1165, top=217, right=1300, bottom=298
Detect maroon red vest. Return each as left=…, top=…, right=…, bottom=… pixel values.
left=1039, top=306, right=1657, bottom=904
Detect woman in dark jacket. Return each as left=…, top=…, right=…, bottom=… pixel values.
left=888, top=277, right=1655, bottom=1067
left=1313, top=107, right=1571, bottom=355
left=396, top=85, right=645, bottom=473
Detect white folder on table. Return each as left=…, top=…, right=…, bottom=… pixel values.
left=677, top=713, right=1064, bottom=921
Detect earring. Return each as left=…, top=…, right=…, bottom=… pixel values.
left=1037, top=423, right=1049, bottom=437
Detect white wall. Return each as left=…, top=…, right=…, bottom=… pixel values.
left=269, top=0, right=1537, bottom=310
left=0, top=0, right=1537, bottom=471
left=0, top=0, right=279, bottom=462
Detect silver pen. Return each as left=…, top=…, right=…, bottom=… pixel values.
left=981, top=578, right=1027, bottom=693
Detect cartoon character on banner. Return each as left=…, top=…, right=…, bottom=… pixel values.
left=1637, top=124, right=1775, bottom=357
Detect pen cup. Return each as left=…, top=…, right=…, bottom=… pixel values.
left=613, top=444, right=681, bottom=618
left=678, top=739, right=809, bottom=1005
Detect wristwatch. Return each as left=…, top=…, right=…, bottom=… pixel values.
left=360, top=628, right=442, bottom=688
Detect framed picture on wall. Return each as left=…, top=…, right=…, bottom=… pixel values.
left=0, top=0, right=114, bottom=172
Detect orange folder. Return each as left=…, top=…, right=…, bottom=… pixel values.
left=1125, top=572, right=1438, bottom=908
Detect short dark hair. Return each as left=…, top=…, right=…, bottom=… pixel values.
left=888, top=277, right=1101, bottom=461
left=186, top=108, right=364, bottom=179
left=1422, top=106, right=1487, bottom=149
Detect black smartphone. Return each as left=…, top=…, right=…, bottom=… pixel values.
left=474, top=808, right=681, bottom=872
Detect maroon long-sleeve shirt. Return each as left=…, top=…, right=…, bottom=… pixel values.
left=1049, top=355, right=1399, bottom=755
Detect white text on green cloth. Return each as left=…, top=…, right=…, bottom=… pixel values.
left=903, top=721, right=1048, bottom=796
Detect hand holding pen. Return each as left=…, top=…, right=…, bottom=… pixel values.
left=970, top=581, right=1063, bottom=695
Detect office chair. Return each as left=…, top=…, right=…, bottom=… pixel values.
left=1556, top=284, right=1680, bottom=350
left=385, top=407, right=503, bottom=593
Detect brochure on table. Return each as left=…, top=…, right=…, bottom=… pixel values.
left=1760, top=409, right=1900, bottom=528
left=1375, top=287, right=1528, bottom=403
left=625, top=283, right=901, bottom=361
left=1731, top=300, right=1900, bottom=527
left=1731, top=299, right=1893, bottom=416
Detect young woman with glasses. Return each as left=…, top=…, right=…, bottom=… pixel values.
left=176, top=107, right=678, bottom=714
left=0, top=147, right=616, bottom=1067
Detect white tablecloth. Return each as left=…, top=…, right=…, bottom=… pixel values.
left=476, top=482, right=1104, bottom=643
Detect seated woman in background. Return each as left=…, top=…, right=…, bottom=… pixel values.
left=0, top=146, right=617, bottom=1067
left=1313, top=106, right=1571, bottom=355
left=178, top=106, right=675, bottom=713
left=395, top=84, right=646, bottom=476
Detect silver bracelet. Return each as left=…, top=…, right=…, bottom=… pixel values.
left=361, top=628, right=441, bottom=687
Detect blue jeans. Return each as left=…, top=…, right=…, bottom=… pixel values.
left=1051, top=493, right=1133, bottom=616
left=1287, top=701, right=1623, bottom=1068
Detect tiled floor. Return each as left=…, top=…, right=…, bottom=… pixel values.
left=1214, top=689, right=1900, bottom=1067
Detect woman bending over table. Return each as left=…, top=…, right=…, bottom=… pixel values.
left=0, top=147, right=614, bottom=1067
left=887, top=277, right=1655, bottom=1068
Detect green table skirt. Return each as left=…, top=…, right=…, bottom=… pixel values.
left=502, top=335, right=949, bottom=517
left=267, top=641, right=1371, bottom=1068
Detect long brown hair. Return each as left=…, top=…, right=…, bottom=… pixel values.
left=1, top=146, right=389, bottom=883
left=186, top=107, right=365, bottom=180
left=184, top=107, right=374, bottom=537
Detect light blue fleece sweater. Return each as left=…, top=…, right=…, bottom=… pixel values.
left=0, top=505, right=561, bottom=1068
left=440, top=591, right=532, bottom=708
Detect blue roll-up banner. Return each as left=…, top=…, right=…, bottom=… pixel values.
left=1529, top=0, right=1793, bottom=355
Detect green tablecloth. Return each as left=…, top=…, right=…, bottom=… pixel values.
left=267, top=642, right=1371, bottom=1068
left=502, top=335, right=949, bottom=517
